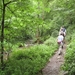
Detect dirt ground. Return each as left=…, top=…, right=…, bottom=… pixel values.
left=38, top=44, right=67, bottom=75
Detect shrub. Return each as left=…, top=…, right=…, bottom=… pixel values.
left=0, top=44, right=57, bottom=75
left=62, top=40, right=75, bottom=75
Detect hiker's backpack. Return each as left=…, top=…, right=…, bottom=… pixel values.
left=61, top=28, right=66, bottom=32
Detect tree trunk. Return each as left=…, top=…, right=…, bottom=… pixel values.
left=0, top=0, right=15, bottom=70
left=0, top=0, right=5, bottom=70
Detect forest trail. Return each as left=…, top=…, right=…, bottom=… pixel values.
left=41, top=44, right=67, bottom=75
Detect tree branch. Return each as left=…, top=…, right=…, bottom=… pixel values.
left=5, top=0, right=15, bottom=6
left=6, top=6, right=21, bottom=24
left=3, top=0, right=4, bottom=5
left=7, top=6, right=17, bottom=17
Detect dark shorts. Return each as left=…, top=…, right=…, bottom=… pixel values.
left=57, top=42, right=61, bottom=45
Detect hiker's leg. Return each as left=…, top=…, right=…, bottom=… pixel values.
left=58, top=42, right=62, bottom=55
left=61, top=42, right=64, bottom=49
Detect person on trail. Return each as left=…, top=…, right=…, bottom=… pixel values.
left=59, top=26, right=66, bottom=37
left=59, top=26, right=66, bottom=43
left=57, top=33, right=64, bottom=49
left=57, top=33, right=64, bottom=55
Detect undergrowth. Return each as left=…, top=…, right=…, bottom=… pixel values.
left=0, top=37, right=57, bottom=75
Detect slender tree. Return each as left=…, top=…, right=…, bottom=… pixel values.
left=0, top=0, right=14, bottom=70
left=1, top=0, right=6, bottom=69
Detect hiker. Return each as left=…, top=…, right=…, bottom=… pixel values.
left=57, top=33, right=64, bottom=49
left=57, top=33, right=64, bottom=55
left=59, top=26, right=66, bottom=37
left=59, top=26, right=66, bottom=43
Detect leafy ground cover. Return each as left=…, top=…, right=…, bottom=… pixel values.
left=62, top=37, right=75, bottom=75
left=0, top=37, right=57, bottom=75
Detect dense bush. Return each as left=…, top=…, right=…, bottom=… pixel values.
left=51, top=30, right=58, bottom=37
left=62, top=38, right=75, bottom=75
left=44, top=37, right=57, bottom=46
left=0, top=43, right=57, bottom=75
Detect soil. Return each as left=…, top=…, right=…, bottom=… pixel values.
left=38, top=44, right=67, bottom=75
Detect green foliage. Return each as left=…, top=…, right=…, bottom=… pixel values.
left=0, top=44, right=57, bottom=75
left=44, top=37, right=57, bottom=47
left=66, top=30, right=75, bottom=43
left=62, top=39, right=75, bottom=75
left=1, top=0, right=75, bottom=74
left=51, top=30, right=59, bottom=37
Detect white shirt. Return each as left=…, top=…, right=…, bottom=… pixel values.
left=57, top=35, right=64, bottom=42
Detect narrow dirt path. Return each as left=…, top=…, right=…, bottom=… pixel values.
left=42, top=44, right=67, bottom=75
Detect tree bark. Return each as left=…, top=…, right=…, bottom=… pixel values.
left=1, top=0, right=5, bottom=70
